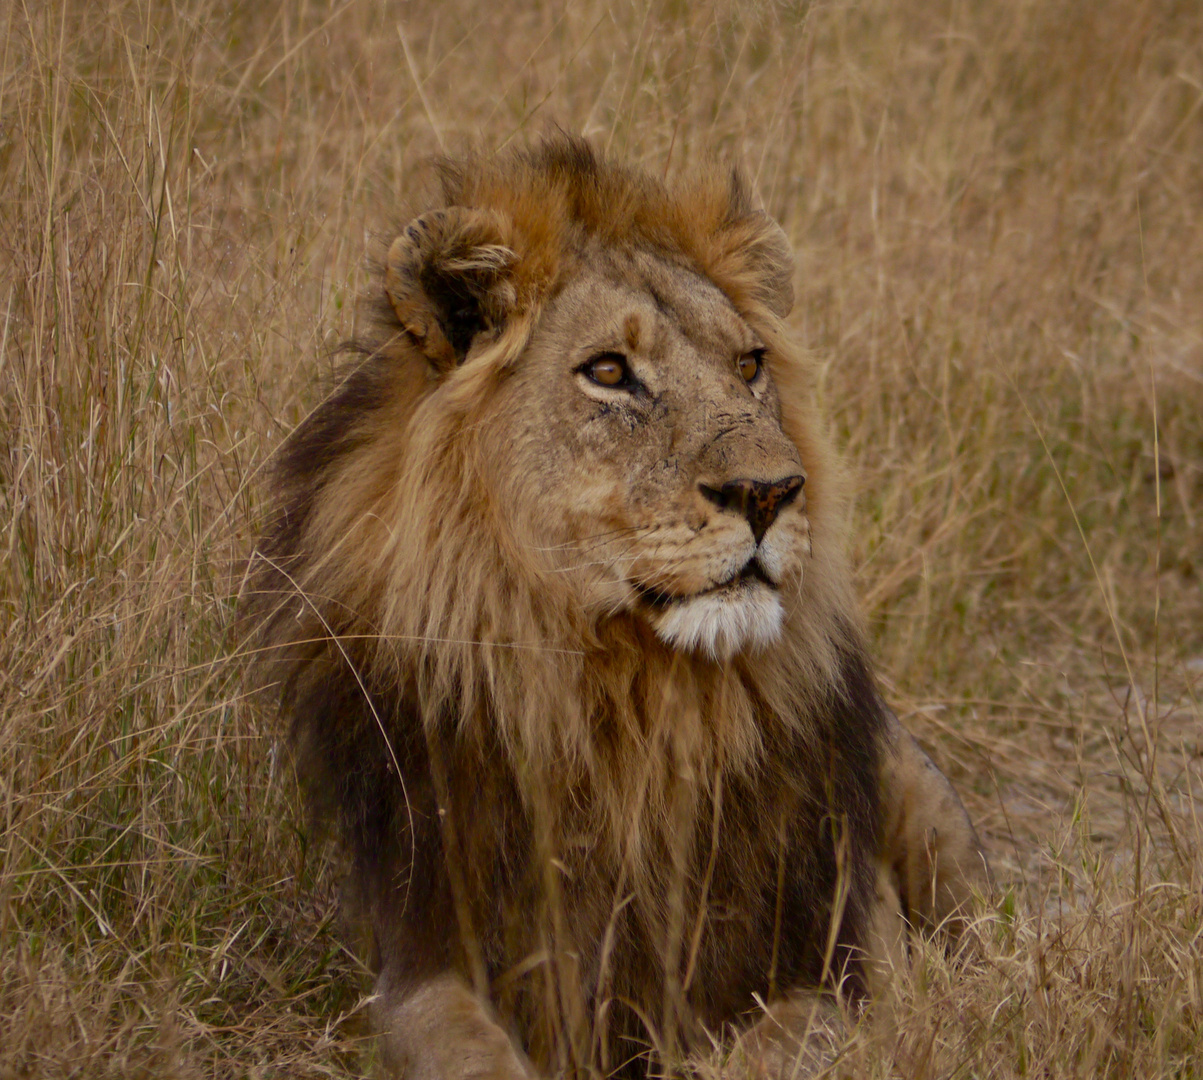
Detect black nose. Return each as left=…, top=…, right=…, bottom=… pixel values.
left=698, top=475, right=805, bottom=544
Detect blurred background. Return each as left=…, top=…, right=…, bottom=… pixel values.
left=1, top=1, right=1200, bottom=1075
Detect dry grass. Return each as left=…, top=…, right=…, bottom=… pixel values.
left=1, top=0, right=1200, bottom=1076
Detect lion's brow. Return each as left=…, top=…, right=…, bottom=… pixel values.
left=624, top=313, right=642, bottom=351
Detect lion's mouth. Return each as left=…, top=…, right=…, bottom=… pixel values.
left=636, top=558, right=776, bottom=611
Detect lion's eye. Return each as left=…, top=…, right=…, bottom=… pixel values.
left=582, top=353, right=630, bottom=388
left=738, top=349, right=765, bottom=383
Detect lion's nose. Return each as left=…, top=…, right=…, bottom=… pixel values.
left=698, top=475, right=805, bottom=544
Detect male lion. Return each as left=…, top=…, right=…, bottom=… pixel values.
left=249, top=137, right=988, bottom=1078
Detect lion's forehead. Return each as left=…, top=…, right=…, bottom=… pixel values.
left=549, top=246, right=757, bottom=361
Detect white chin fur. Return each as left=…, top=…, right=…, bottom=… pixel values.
left=652, top=586, right=784, bottom=661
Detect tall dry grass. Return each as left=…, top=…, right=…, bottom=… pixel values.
left=1, top=0, right=1200, bottom=1076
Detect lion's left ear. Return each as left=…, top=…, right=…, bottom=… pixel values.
left=385, top=207, right=519, bottom=371
left=728, top=211, right=795, bottom=318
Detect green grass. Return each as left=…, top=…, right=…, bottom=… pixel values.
left=2, top=0, right=1200, bottom=1075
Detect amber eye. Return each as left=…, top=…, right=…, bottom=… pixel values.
left=583, top=353, right=629, bottom=387
left=738, top=349, right=765, bottom=383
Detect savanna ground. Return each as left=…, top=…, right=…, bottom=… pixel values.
left=2, top=0, right=1201, bottom=1076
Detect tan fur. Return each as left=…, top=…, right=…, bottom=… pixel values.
left=248, top=137, right=987, bottom=1078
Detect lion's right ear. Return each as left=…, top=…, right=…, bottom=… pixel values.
left=743, top=214, right=794, bottom=319
left=385, top=207, right=518, bottom=371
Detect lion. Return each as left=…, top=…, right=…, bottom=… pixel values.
left=247, top=136, right=989, bottom=1079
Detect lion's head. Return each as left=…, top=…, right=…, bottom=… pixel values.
left=257, top=137, right=860, bottom=719
left=399, top=208, right=814, bottom=665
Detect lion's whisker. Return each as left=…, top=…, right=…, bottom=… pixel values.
left=526, top=524, right=655, bottom=552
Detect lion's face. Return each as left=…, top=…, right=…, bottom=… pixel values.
left=482, top=246, right=809, bottom=661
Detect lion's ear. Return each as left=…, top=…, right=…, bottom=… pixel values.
left=738, top=212, right=794, bottom=318
left=385, top=207, right=518, bottom=370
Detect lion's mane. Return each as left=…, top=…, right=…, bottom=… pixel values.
left=249, top=138, right=886, bottom=1072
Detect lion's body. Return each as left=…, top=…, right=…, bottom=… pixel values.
left=286, top=623, right=883, bottom=1069
left=249, top=138, right=986, bottom=1078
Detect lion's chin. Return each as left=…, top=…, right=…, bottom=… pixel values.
left=650, top=583, right=785, bottom=661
